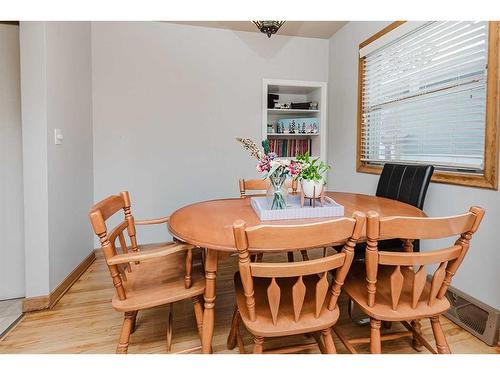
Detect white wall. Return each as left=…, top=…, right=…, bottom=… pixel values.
left=20, top=22, right=50, bottom=297
left=20, top=21, right=94, bottom=296
left=328, top=21, right=500, bottom=309
left=92, top=22, right=329, bottom=243
left=45, top=22, right=94, bottom=290
left=0, top=24, right=25, bottom=299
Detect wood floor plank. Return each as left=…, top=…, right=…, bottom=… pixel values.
left=0, top=250, right=498, bottom=354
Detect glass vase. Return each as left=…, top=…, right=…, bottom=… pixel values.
left=266, top=174, right=288, bottom=210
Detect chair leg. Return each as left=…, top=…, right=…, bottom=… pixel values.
left=411, top=319, right=423, bottom=352
left=227, top=306, right=240, bottom=350
left=430, top=316, right=451, bottom=354
left=369, top=318, right=382, bottom=354
left=312, top=332, right=326, bottom=354
left=185, top=248, right=193, bottom=288
left=287, top=252, right=294, bottom=262
left=116, top=311, right=135, bottom=354
left=130, top=311, right=138, bottom=333
left=166, top=303, right=173, bottom=352
left=300, top=250, right=309, bottom=261
left=192, top=296, right=204, bottom=339
left=252, top=336, right=264, bottom=354
left=321, top=328, right=337, bottom=354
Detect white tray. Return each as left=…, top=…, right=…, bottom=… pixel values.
left=251, top=195, right=344, bottom=221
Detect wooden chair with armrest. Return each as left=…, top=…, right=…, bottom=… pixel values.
left=239, top=178, right=307, bottom=262
left=88, top=191, right=205, bottom=354
left=337, top=207, right=484, bottom=354
left=226, top=212, right=366, bottom=353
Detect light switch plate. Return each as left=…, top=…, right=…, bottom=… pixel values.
left=54, top=128, right=63, bottom=145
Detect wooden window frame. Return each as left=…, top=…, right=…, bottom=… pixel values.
left=357, top=21, right=500, bottom=190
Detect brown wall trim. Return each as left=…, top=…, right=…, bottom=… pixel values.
left=0, top=21, right=19, bottom=26
left=22, top=250, right=96, bottom=313
left=359, top=21, right=405, bottom=49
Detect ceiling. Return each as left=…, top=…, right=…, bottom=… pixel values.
left=168, top=21, right=347, bottom=39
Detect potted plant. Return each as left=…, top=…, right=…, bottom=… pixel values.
left=296, top=152, right=330, bottom=199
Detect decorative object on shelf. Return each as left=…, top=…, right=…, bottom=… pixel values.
left=310, top=101, right=319, bottom=110
left=267, top=123, right=275, bottom=133
left=267, top=94, right=279, bottom=109
left=290, top=102, right=312, bottom=109
left=277, top=118, right=319, bottom=135
left=296, top=152, right=330, bottom=207
left=252, top=21, right=286, bottom=38
left=274, top=102, right=290, bottom=109
left=236, top=137, right=301, bottom=210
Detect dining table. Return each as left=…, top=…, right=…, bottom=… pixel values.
left=167, top=191, right=426, bottom=353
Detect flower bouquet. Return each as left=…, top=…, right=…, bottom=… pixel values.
left=237, top=138, right=302, bottom=209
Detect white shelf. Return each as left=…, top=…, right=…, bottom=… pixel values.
left=267, top=109, right=320, bottom=115
left=262, top=79, right=327, bottom=164
left=267, top=133, right=319, bottom=137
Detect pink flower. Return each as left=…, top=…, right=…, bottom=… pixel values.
left=288, top=161, right=302, bottom=176
left=257, top=159, right=270, bottom=173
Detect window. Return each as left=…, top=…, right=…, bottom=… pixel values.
left=357, top=21, right=499, bottom=189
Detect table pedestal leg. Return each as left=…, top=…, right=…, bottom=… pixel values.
left=202, top=248, right=218, bottom=354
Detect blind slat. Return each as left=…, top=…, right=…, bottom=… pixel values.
left=360, top=21, right=488, bottom=173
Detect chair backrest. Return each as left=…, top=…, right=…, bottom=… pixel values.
left=364, top=207, right=484, bottom=311
left=88, top=191, right=139, bottom=301
left=232, top=212, right=366, bottom=324
left=239, top=178, right=298, bottom=198
left=376, top=163, right=434, bottom=210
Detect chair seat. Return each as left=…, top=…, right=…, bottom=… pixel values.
left=234, top=272, right=339, bottom=338
left=112, top=246, right=205, bottom=312
left=343, top=262, right=450, bottom=321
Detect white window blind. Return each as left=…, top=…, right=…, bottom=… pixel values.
left=360, top=21, right=489, bottom=173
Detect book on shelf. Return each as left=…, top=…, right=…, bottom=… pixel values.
left=268, top=138, right=312, bottom=158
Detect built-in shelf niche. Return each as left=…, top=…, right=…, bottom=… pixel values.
left=262, top=79, right=327, bottom=162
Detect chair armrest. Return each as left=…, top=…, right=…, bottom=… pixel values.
left=135, top=216, right=170, bottom=225
left=107, top=242, right=193, bottom=265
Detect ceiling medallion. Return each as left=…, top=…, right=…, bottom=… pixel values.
left=252, top=21, right=286, bottom=38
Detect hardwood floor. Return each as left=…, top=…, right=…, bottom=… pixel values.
left=0, top=250, right=498, bottom=354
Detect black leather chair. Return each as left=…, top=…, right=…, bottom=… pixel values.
left=372, top=163, right=434, bottom=252
left=376, top=163, right=433, bottom=210
left=346, top=163, right=434, bottom=257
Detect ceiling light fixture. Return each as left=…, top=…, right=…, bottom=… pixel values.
left=252, top=21, right=286, bottom=38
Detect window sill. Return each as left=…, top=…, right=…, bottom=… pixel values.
left=357, top=164, right=498, bottom=190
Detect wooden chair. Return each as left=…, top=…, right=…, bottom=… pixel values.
left=88, top=191, right=205, bottom=354
left=226, top=212, right=366, bottom=354
left=239, top=178, right=306, bottom=262
left=338, top=207, right=485, bottom=354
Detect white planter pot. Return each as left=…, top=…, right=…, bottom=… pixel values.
left=301, top=178, right=324, bottom=198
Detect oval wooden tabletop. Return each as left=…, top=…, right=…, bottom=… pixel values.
left=168, top=192, right=426, bottom=252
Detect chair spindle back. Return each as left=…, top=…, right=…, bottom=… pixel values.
left=364, top=207, right=484, bottom=310
left=233, top=212, right=366, bottom=324
left=239, top=178, right=298, bottom=198
left=88, top=191, right=139, bottom=301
